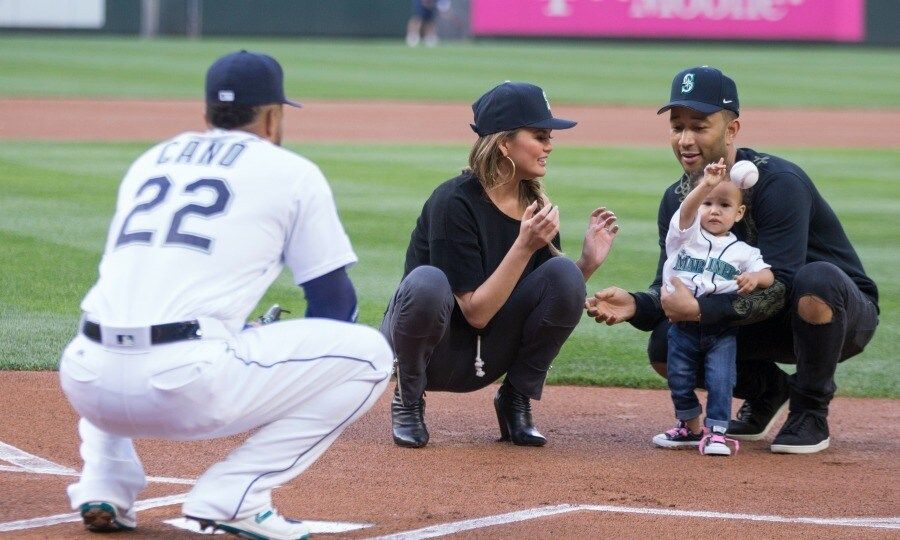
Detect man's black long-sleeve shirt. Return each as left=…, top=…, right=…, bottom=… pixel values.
left=630, top=147, right=878, bottom=331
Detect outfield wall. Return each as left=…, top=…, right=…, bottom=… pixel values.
left=0, top=0, right=896, bottom=45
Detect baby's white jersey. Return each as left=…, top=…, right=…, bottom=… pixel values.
left=81, top=129, right=357, bottom=332
left=663, top=207, right=769, bottom=298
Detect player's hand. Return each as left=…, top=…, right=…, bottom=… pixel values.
left=661, top=278, right=701, bottom=322
left=585, top=286, right=635, bottom=325
left=518, top=200, right=560, bottom=253
left=735, top=272, right=759, bottom=295
left=579, top=206, right=620, bottom=272
left=701, top=157, right=727, bottom=188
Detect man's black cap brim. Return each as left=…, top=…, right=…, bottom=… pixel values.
left=657, top=100, right=725, bottom=115
left=284, top=98, right=302, bottom=108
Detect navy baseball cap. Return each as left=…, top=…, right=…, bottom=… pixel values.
left=657, top=66, right=739, bottom=117
left=205, top=50, right=301, bottom=108
left=470, top=81, right=576, bottom=137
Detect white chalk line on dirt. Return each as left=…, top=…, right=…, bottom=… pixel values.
left=0, top=464, right=195, bottom=485
left=0, top=439, right=195, bottom=484
left=4, top=440, right=898, bottom=535
left=0, top=493, right=187, bottom=532
left=371, top=503, right=900, bottom=539
left=0, top=441, right=78, bottom=475
left=0, top=440, right=369, bottom=534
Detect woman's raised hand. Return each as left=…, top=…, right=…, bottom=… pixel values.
left=580, top=206, right=619, bottom=268
left=518, top=200, right=560, bottom=253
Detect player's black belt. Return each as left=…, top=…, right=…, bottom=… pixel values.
left=82, top=320, right=201, bottom=346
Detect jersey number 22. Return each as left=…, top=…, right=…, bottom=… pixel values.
left=115, top=175, right=231, bottom=252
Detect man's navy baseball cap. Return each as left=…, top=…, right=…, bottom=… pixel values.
left=470, top=81, right=576, bottom=137
left=657, top=66, right=739, bottom=117
left=205, top=50, right=301, bottom=108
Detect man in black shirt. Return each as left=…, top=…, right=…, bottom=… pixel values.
left=586, top=66, right=879, bottom=454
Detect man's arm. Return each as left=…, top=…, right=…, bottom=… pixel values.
left=692, top=173, right=811, bottom=325
left=627, top=190, right=673, bottom=331
left=301, top=266, right=358, bottom=322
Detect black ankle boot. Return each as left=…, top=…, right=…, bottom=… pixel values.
left=391, top=387, right=429, bottom=448
left=494, top=382, right=546, bottom=447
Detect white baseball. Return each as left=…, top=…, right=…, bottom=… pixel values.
left=729, top=160, right=759, bottom=189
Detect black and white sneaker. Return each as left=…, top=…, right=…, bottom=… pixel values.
left=652, top=421, right=704, bottom=448
left=727, top=387, right=789, bottom=441
left=770, top=411, right=830, bottom=454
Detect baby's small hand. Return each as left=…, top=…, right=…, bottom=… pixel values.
left=702, top=157, right=727, bottom=187
left=735, top=272, right=759, bottom=295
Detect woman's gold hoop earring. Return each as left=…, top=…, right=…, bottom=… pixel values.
left=504, top=155, right=516, bottom=180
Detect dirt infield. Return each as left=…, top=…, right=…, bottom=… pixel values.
left=1, top=373, right=898, bottom=538
left=1, top=98, right=899, bottom=538
left=2, top=98, right=900, bottom=148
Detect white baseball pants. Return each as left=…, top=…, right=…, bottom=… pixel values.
left=59, top=317, right=392, bottom=521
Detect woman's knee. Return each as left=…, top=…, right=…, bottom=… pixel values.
left=540, top=257, right=587, bottom=313
left=399, top=266, right=454, bottom=315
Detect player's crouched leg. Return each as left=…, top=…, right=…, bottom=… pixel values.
left=182, top=321, right=392, bottom=523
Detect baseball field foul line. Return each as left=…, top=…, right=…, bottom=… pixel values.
left=0, top=493, right=188, bottom=533
left=371, top=503, right=900, bottom=539
left=0, top=441, right=79, bottom=475
left=0, top=440, right=195, bottom=484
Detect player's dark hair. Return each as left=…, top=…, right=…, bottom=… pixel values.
left=205, top=103, right=260, bottom=130
left=465, top=129, right=561, bottom=256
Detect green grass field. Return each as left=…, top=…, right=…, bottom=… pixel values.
left=1, top=140, right=897, bottom=397
left=2, top=35, right=900, bottom=107
left=0, top=35, right=897, bottom=397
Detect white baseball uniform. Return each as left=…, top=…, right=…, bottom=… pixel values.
left=59, top=129, right=393, bottom=522
left=663, top=208, right=770, bottom=298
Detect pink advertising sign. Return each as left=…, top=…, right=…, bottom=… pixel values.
left=471, top=0, right=865, bottom=42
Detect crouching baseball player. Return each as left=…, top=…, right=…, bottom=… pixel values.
left=58, top=51, right=393, bottom=540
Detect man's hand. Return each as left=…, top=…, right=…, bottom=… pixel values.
left=661, top=278, right=701, bottom=322
left=585, top=286, right=636, bottom=325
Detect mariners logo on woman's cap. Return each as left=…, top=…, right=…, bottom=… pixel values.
left=657, top=66, right=739, bottom=116
left=205, top=50, right=301, bottom=108
left=470, top=81, right=577, bottom=137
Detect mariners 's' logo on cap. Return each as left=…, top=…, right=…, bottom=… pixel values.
left=681, top=73, right=694, bottom=94
left=542, top=90, right=552, bottom=112
left=218, top=90, right=235, bottom=102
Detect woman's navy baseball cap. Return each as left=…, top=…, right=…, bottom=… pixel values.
left=470, top=82, right=577, bottom=137
left=657, top=66, right=739, bottom=117
left=205, top=50, right=301, bottom=108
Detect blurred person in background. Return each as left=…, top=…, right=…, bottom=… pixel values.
left=406, top=0, right=451, bottom=47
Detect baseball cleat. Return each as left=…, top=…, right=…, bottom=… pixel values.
left=770, top=410, right=830, bottom=454
left=80, top=501, right=136, bottom=532
left=652, top=421, right=703, bottom=448
left=188, top=508, right=309, bottom=540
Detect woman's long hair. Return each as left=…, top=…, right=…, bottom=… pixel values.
left=465, top=129, right=561, bottom=255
